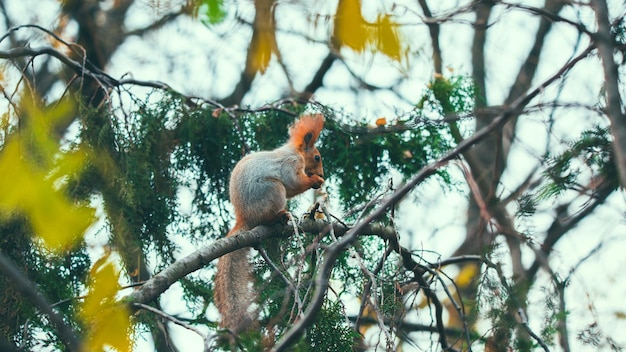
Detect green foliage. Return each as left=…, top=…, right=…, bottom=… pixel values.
left=418, top=75, right=476, bottom=116
left=321, top=75, right=473, bottom=210
left=539, top=125, right=617, bottom=199
left=0, top=216, right=90, bottom=349
left=252, top=108, right=305, bottom=150
left=77, top=95, right=179, bottom=267
left=196, top=0, right=227, bottom=25
left=515, top=193, right=537, bottom=218
left=539, top=285, right=566, bottom=349
left=180, top=276, right=214, bottom=316
left=320, top=117, right=450, bottom=210
left=302, top=300, right=360, bottom=351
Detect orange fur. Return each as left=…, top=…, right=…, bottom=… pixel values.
left=289, top=113, right=324, bottom=148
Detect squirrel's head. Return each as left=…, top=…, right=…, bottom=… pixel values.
left=290, top=114, right=324, bottom=188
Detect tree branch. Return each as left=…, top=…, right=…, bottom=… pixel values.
left=591, top=0, right=626, bottom=188
left=0, top=252, right=81, bottom=351
left=133, top=303, right=208, bottom=344
left=418, top=0, right=443, bottom=74
left=527, top=178, right=614, bottom=281
left=299, top=51, right=338, bottom=100
left=126, top=218, right=393, bottom=307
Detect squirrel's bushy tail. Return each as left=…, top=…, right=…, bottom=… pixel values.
left=214, top=231, right=258, bottom=333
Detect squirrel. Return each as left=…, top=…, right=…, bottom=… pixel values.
left=214, top=113, right=325, bottom=336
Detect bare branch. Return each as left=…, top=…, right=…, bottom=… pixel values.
left=299, top=52, right=338, bottom=100
left=127, top=218, right=393, bottom=307
left=591, top=0, right=626, bottom=188
left=517, top=308, right=550, bottom=352
left=418, top=0, right=442, bottom=74
left=386, top=232, right=453, bottom=351
left=501, top=1, right=593, bottom=36
left=126, top=10, right=186, bottom=37
left=133, top=303, right=208, bottom=345
left=0, top=252, right=81, bottom=351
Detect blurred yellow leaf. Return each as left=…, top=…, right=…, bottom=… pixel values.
left=333, top=0, right=368, bottom=52
left=80, top=256, right=131, bottom=352
left=249, top=0, right=277, bottom=74
left=375, top=14, right=402, bottom=61
left=0, top=97, right=94, bottom=251
left=456, top=263, right=479, bottom=289
left=333, top=0, right=406, bottom=62
left=357, top=302, right=377, bottom=336
left=250, top=30, right=274, bottom=74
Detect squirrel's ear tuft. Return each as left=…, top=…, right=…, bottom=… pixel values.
left=303, top=132, right=313, bottom=150
left=289, top=114, right=324, bottom=150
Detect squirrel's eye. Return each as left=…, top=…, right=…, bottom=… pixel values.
left=314, top=155, right=321, bottom=162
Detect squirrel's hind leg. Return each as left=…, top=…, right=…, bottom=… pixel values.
left=272, top=209, right=291, bottom=224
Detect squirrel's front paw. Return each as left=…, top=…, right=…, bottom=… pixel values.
left=310, top=174, right=324, bottom=189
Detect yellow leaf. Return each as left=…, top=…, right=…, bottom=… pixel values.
left=0, top=140, right=93, bottom=250
left=24, top=97, right=75, bottom=163
left=358, top=302, right=377, bottom=335
left=249, top=0, right=277, bottom=74
left=81, top=257, right=132, bottom=352
left=375, top=14, right=402, bottom=61
left=333, top=0, right=368, bottom=52
left=456, top=263, right=479, bottom=289
left=250, top=30, right=274, bottom=74
left=333, top=2, right=406, bottom=62
left=0, top=96, right=94, bottom=251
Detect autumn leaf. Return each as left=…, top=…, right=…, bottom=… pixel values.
left=375, top=14, right=402, bottom=61
left=357, top=302, right=377, bottom=336
left=249, top=0, right=277, bottom=74
left=0, top=97, right=94, bottom=251
left=333, top=0, right=368, bottom=52
left=250, top=30, right=275, bottom=74
left=80, top=256, right=132, bottom=352
left=333, top=0, right=405, bottom=62
left=455, top=262, right=479, bottom=289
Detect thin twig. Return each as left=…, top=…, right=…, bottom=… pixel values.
left=134, top=302, right=205, bottom=337
left=133, top=303, right=209, bottom=349
left=257, top=247, right=304, bottom=317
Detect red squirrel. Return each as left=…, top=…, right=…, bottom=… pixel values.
left=214, top=114, right=325, bottom=336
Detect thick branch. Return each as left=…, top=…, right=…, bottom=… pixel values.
left=591, top=0, right=626, bottom=188
left=127, top=223, right=289, bottom=306
left=220, top=0, right=276, bottom=106
left=418, top=0, right=442, bottom=74
left=127, top=219, right=394, bottom=306
left=299, top=52, right=338, bottom=100
left=0, top=252, right=81, bottom=351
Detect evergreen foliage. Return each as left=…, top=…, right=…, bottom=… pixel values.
left=0, top=1, right=624, bottom=348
